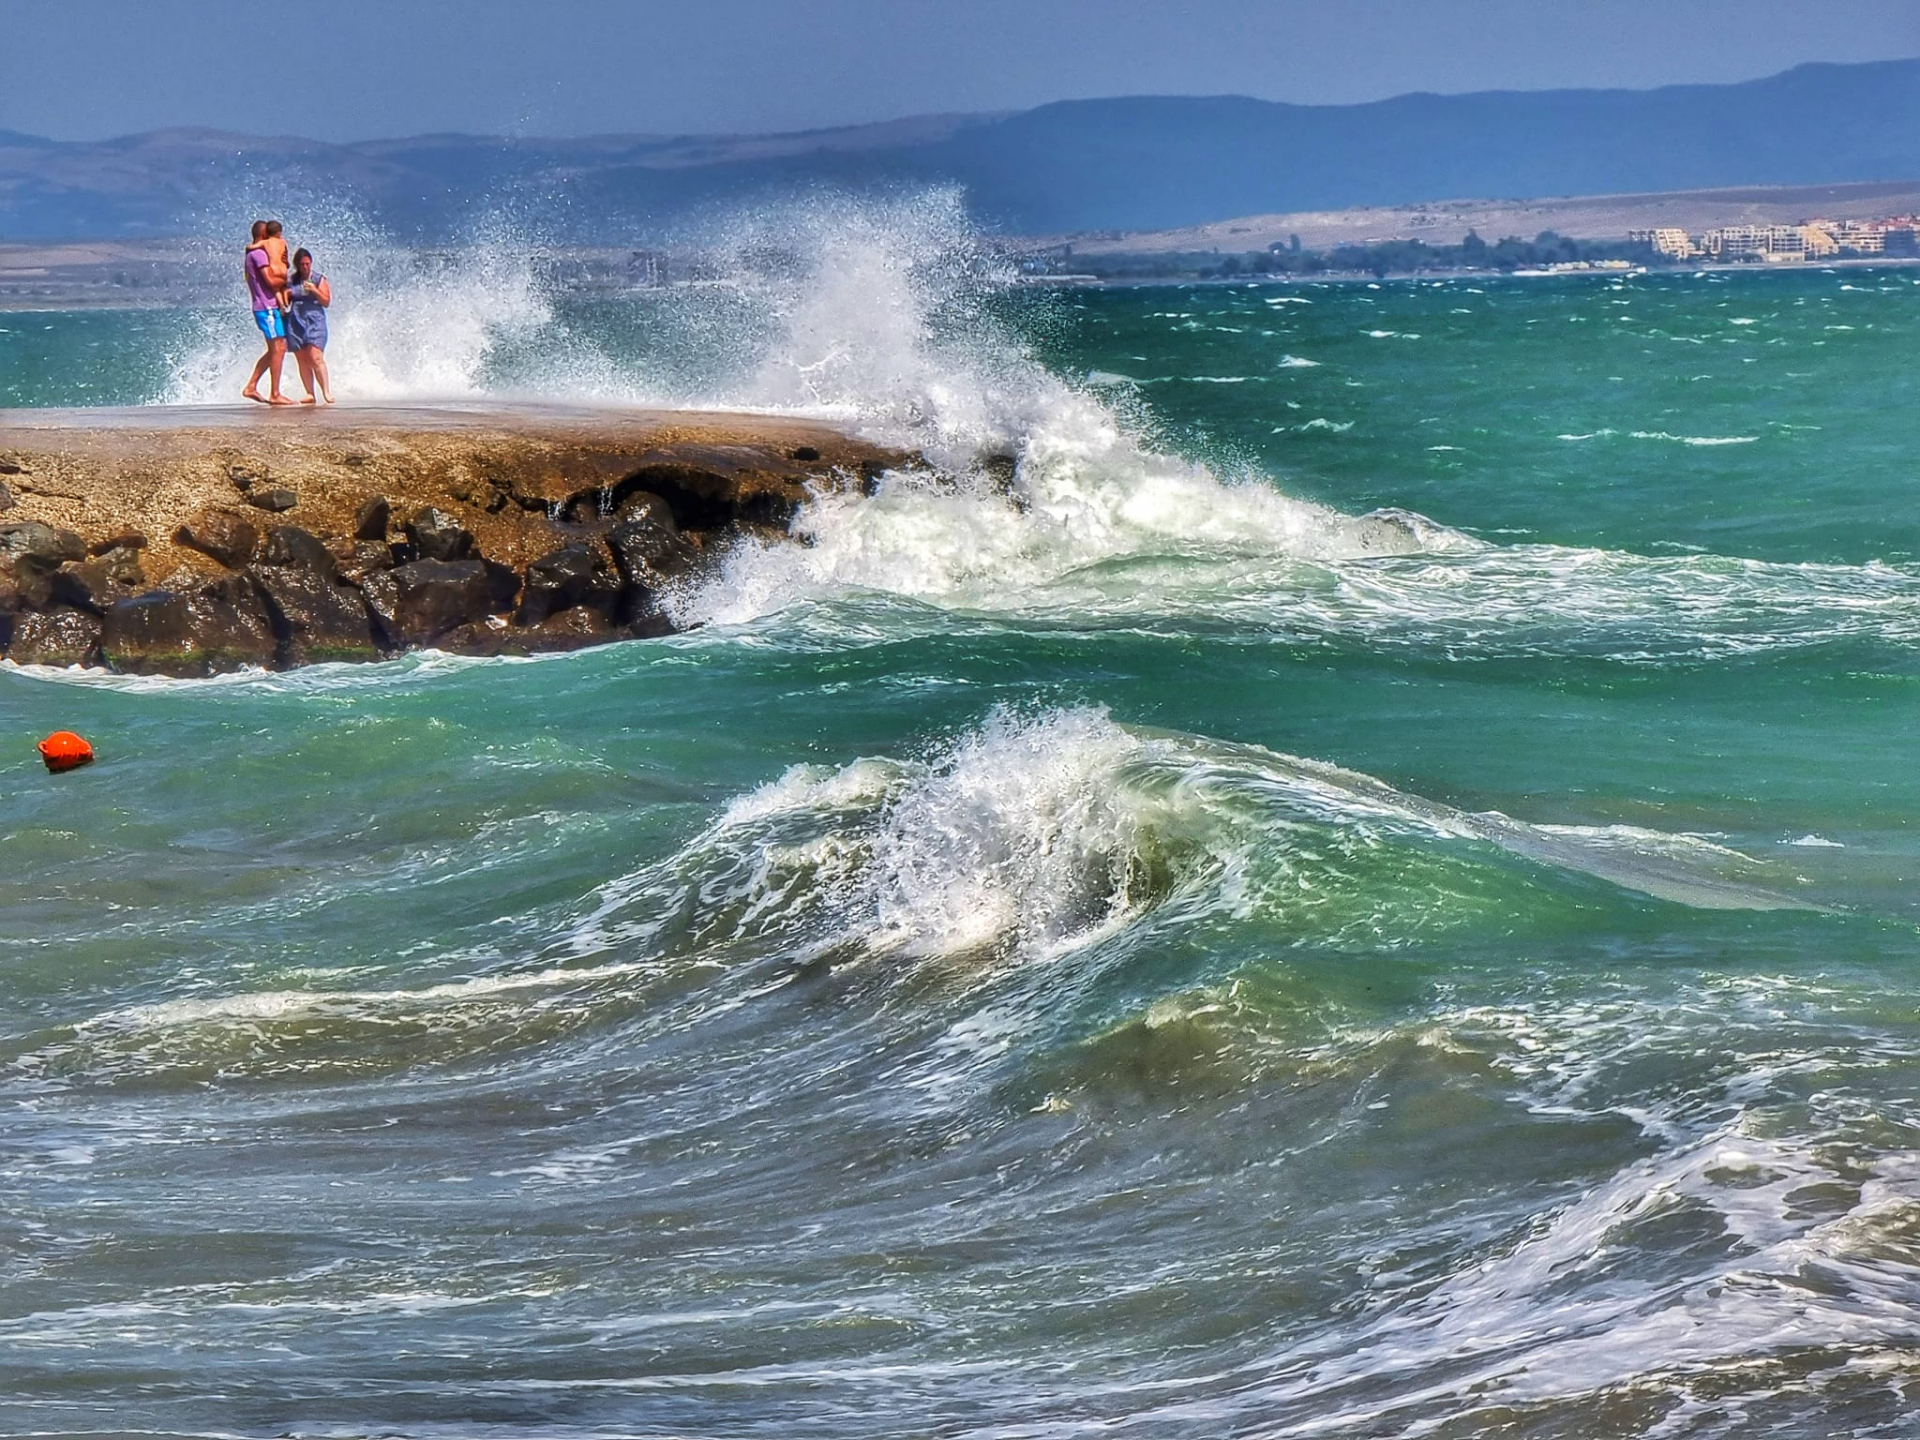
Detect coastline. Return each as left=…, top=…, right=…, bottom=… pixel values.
left=1028, top=255, right=1920, bottom=289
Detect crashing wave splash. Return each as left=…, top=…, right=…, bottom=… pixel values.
left=16, top=706, right=1819, bottom=1090
left=154, top=192, right=1920, bottom=655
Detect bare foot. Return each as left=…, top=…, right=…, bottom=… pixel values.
left=268, top=395, right=296, bottom=407
left=300, top=397, right=317, bottom=405
left=242, top=389, right=267, bottom=404
left=322, top=394, right=335, bottom=405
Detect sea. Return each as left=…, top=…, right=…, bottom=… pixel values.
left=2, top=197, right=1918, bottom=1438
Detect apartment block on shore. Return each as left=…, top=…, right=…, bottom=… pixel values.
left=1631, top=217, right=1919, bottom=262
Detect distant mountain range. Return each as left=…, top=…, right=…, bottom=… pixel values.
left=1, top=59, right=1916, bottom=241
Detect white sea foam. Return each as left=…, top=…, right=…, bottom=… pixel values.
left=1239, top=1124, right=1920, bottom=1433
left=25, top=707, right=1821, bottom=1094
left=141, top=192, right=1910, bottom=670
left=1631, top=430, right=1760, bottom=447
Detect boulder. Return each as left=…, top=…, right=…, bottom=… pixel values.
left=516, top=542, right=620, bottom=626
left=353, top=495, right=391, bottom=541
left=361, top=559, right=498, bottom=647
left=246, top=487, right=299, bottom=513
left=100, top=579, right=276, bottom=676
left=435, top=616, right=515, bottom=657
left=0, top=521, right=88, bottom=608
left=6, top=606, right=101, bottom=666
left=606, top=496, right=695, bottom=624
left=443, top=607, right=622, bottom=657
left=262, top=525, right=338, bottom=575
left=174, top=509, right=260, bottom=569
left=0, top=481, right=14, bottom=512
left=49, top=548, right=146, bottom=614
left=481, top=558, right=521, bottom=612
left=520, top=605, right=622, bottom=652
left=250, top=564, right=380, bottom=666
left=404, top=507, right=474, bottom=561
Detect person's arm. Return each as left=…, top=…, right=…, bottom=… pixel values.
left=311, top=276, right=331, bottom=307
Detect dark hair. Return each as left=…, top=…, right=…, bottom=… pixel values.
left=265, top=220, right=283, bottom=237
left=251, top=220, right=269, bottom=241
left=293, top=248, right=313, bottom=273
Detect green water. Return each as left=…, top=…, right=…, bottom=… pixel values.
left=1, top=263, right=1917, bottom=1438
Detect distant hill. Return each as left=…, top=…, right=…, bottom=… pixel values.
left=2, top=59, right=1916, bottom=240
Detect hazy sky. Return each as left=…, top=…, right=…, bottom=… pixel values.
left=3, top=0, right=1916, bottom=142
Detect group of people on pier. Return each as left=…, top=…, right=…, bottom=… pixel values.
left=242, top=220, right=333, bottom=406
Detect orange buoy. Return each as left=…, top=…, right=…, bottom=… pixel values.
left=38, top=731, right=94, bottom=773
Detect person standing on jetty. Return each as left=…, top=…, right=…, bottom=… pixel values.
left=286, top=248, right=334, bottom=404
left=242, top=220, right=293, bottom=406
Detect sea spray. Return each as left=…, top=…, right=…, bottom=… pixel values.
left=158, top=205, right=633, bottom=404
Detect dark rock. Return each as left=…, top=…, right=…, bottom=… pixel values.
left=0, top=520, right=88, bottom=566
left=353, top=495, right=391, bottom=541
left=442, top=606, right=624, bottom=657
left=624, top=611, right=676, bottom=640
left=404, top=507, right=474, bottom=561
left=0, top=521, right=88, bottom=608
left=225, top=463, right=261, bottom=492
left=434, top=618, right=515, bottom=657
left=94, top=545, right=146, bottom=584
left=175, top=509, right=260, bottom=569
left=100, top=581, right=277, bottom=676
left=608, top=504, right=694, bottom=582
left=607, top=493, right=695, bottom=615
left=791, top=446, right=821, bottom=462
left=249, top=565, right=380, bottom=666
left=616, top=489, right=679, bottom=532
left=6, top=606, right=101, bottom=666
left=247, top=487, right=299, bottom=513
left=361, top=559, right=497, bottom=646
left=516, top=543, right=619, bottom=626
left=520, top=605, right=622, bottom=652
left=0, top=481, right=14, bottom=512
left=49, top=550, right=146, bottom=614
left=482, top=558, right=521, bottom=612
left=88, top=530, right=147, bottom=556
left=262, top=526, right=338, bottom=576
left=337, top=540, right=396, bottom=585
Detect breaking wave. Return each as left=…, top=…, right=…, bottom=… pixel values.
left=10, top=706, right=1818, bottom=1090
left=151, top=192, right=1920, bottom=664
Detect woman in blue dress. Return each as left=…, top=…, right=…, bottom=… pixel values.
left=285, top=248, right=334, bottom=405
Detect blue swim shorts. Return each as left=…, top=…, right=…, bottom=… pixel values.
left=253, top=308, right=286, bottom=341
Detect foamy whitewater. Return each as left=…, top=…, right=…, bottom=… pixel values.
left=4, top=200, right=1920, bottom=1438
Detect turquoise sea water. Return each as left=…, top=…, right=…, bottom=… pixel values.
left=3, top=250, right=1919, bottom=1437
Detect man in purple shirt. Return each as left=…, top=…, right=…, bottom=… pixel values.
left=242, top=220, right=294, bottom=406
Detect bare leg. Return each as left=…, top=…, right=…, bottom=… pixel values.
left=266, top=337, right=294, bottom=405
left=294, top=348, right=317, bottom=403
left=311, top=347, right=333, bottom=404
left=243, top=345, right=271, bottom=402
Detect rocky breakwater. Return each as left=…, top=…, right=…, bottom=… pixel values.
left=0, top=404, right=914, bottom=675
